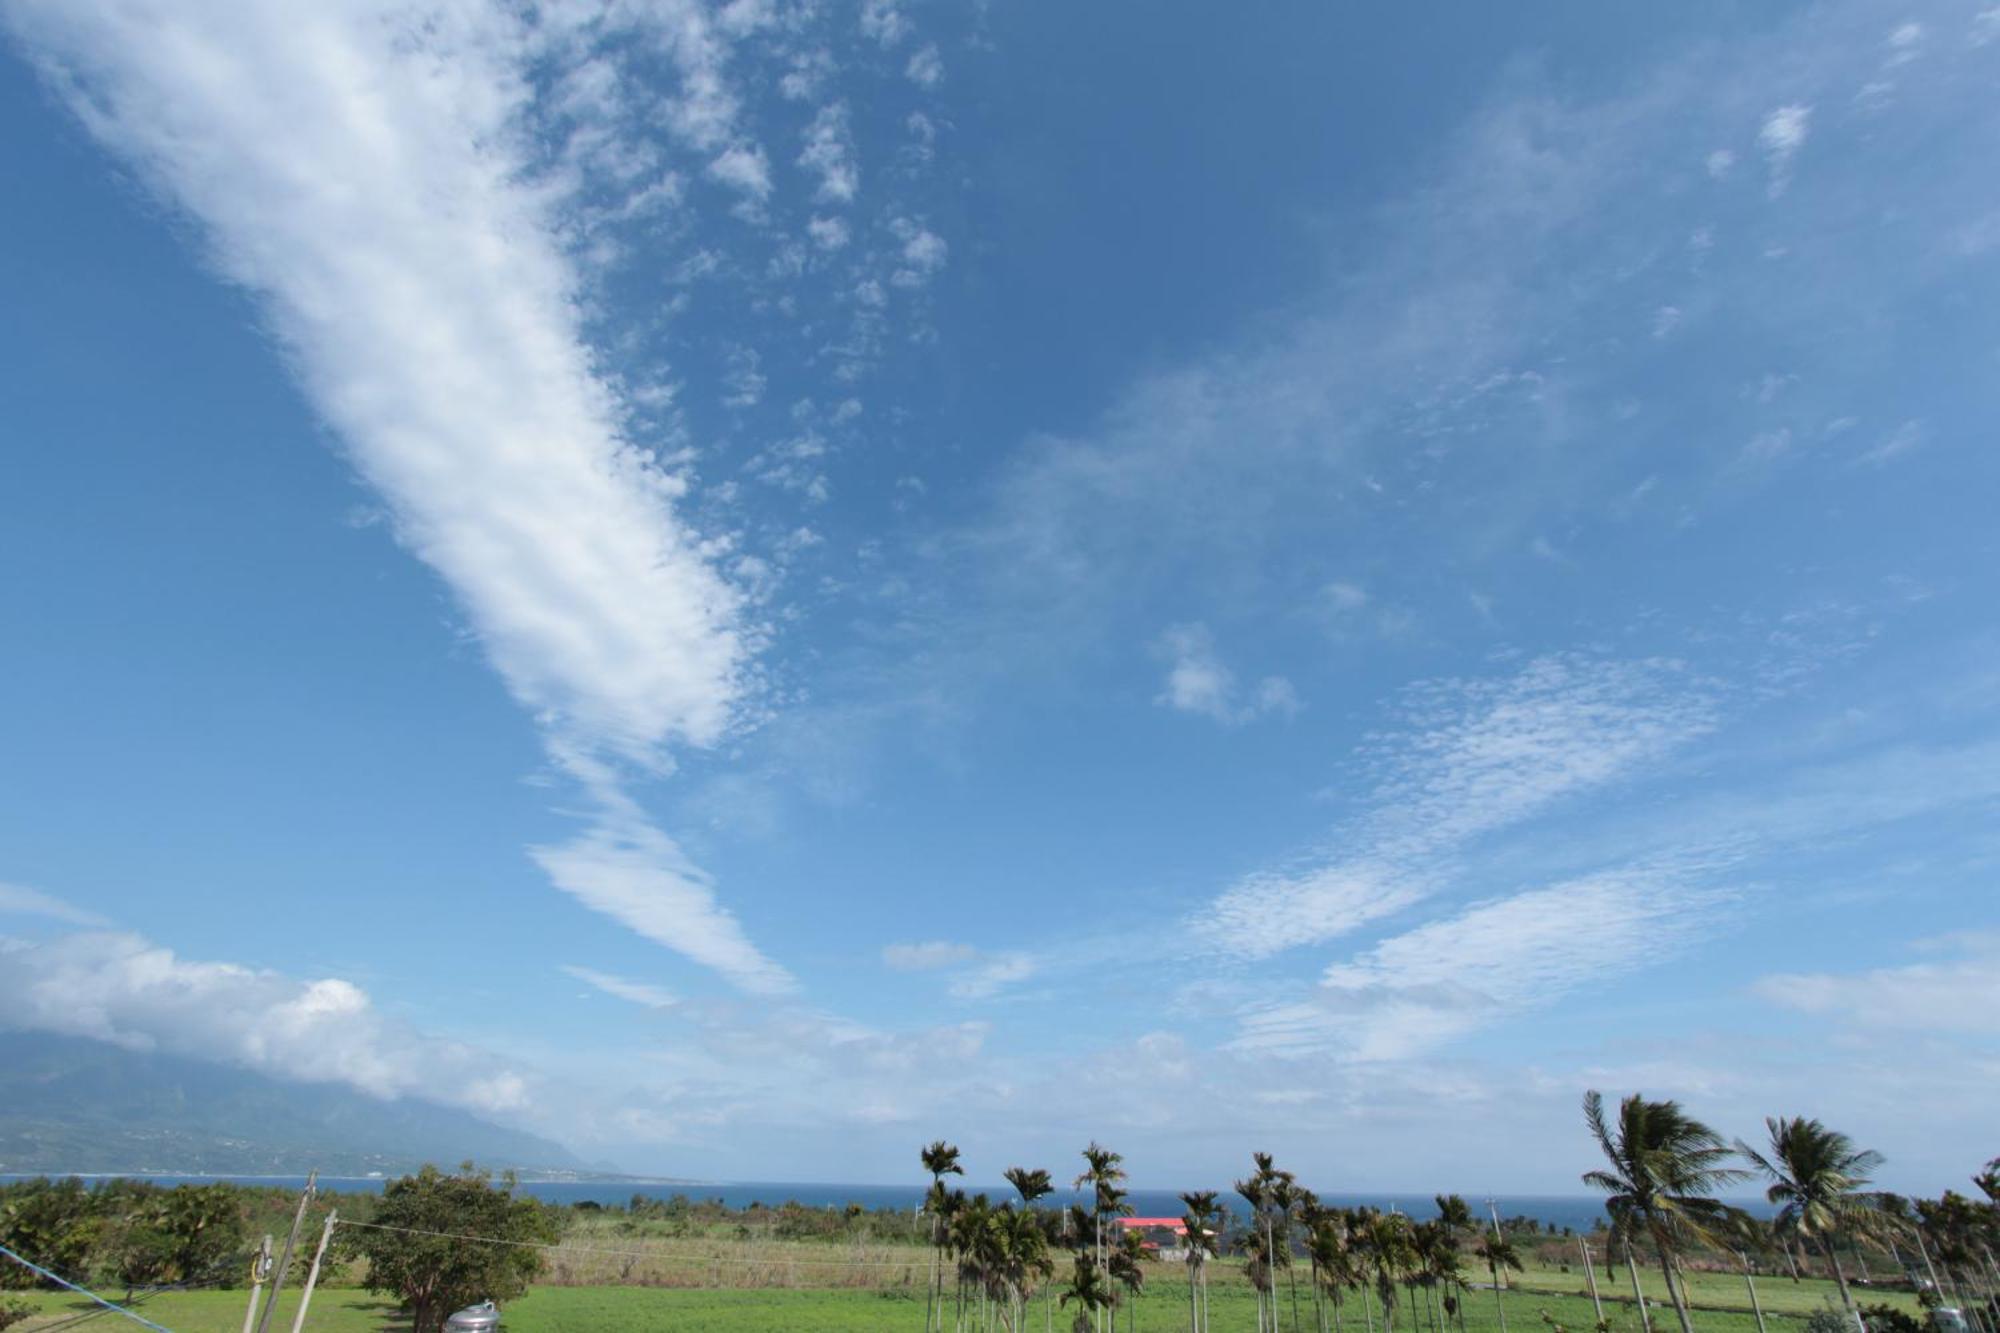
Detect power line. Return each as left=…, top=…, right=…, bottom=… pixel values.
left=0, top=1241, right=177, bottom=1333
left=334, top=1218, right=933, bottom=1272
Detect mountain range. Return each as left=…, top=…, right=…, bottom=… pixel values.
left=0, top=1030, right=605, bottom=1179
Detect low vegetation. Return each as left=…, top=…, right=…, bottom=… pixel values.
left=0, top=1092, right=1992, bottom=1333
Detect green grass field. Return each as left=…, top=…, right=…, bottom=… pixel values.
left=10, top=1264, right=1897, bottom=1333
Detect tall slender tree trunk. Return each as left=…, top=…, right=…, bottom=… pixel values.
left=1625, top=1241, right=1654, bottom=1333
left=1820, top=1237, right=1866, bottom=1333
left=1651, top=1233, right=1697, bottom=1333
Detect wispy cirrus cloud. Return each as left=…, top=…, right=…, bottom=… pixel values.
left=3, top=0, right=796, bottom=991
left=563, top=965, right=678, bottom=1010
left=1234, top=868, right=1731, bottom=1060
left=1202, top=654, right=1718, bottom=959
left=0, top=881, right=109, bottom=928
left=1756, top=932, right=2000, bottom=1034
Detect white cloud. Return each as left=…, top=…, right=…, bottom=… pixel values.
left=905, top=43, right=944, bottom=88
left=1324, top=581, right=1369, bottom=612
left=1235, top=869, right=1728, bottom=1060
left=8, top=1, right=750, bottom=764
left=1756, top=933, right=2000, bottom=1034
left=3, top=0, right=805, bottom=992
left=529, top=758, right=795, bottom=996
left=1153, top=622, right=1298, bottom=726
left=859, top=0, right=909, bottom=48
left=1856, top=419, right=1922, bottom=466
left=1203, top=655, right=1717, bottom=958
left=882, top=940, right=976, bottom=971
left=948, top=952, right=1036, bottom=1000
left=1758, top=103, right=1812, bottom=196
left=807, top=214, right=851, bottom=250
left=562, top=965, right=677, bottom=1010
left=1651, top=304, right=1683, bottom=338
left=0, top=882, right=109, bottom=928
left=708, top=142, right=774, bottom=201
left=1705, top=148, right=1736, bottom=179
left=720, top=345, right=765, bottom=408
left=0, top=931, right=532, bottom=1114
left=797, top=102, right=858, bottom=204
left=888, top=216, right=948, bottom=287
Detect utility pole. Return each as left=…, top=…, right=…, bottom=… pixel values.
left=288, top=1211, right=338, bottom=1333
left=241, top=1236, right=272, bottom=1333
left=1485, top=1200, right=1508, bottom=1333
left=1580, top=1237, right=1604, bottom=1325
left=1741, top=1252, right=1768, bottom=1333
left=255, top=1171, right=317, bottom=1333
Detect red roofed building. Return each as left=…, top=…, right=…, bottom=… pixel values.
left=1116, top=1217, right=1192, bottom=1260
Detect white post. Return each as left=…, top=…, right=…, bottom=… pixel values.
left=1581, top=1237, right=1604, bottom=1325
left=242, top=1235, right=273, bottom=1333
left=289, top=1211, right=338, bottom=1333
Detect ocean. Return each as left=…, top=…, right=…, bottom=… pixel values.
left=1, top=1175, right=1645, bottom=1231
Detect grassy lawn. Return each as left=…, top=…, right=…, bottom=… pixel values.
left=7, top=1271, right=1889, bottom=1333
left=1510, top=1262, right=1922, bottom=1319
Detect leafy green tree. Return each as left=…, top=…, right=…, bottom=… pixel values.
left=0, top=1178, right=101, bottom=1291
left=342, top=1164, right=557, bottom=1333
left=1582, top=1091, right=1749, bottom=1333
left=1738, top=1117, right=1885, bottom=1330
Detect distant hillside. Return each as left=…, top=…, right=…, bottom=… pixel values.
left=0, top=1030, right=596, bottom=1178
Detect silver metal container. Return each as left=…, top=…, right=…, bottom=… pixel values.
left=444, top=1301, right=501, bottom=1331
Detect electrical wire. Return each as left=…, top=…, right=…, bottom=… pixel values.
left=0, top=1241, right=177, bottom=1333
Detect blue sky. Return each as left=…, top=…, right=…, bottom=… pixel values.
left=2, top=0, right=1997, bottom=1191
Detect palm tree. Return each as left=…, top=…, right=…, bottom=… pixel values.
left=1433, top=1197, right=1473, bottom=1333
left=1581, top=1091, right=1750, bottom=1333
left=1239, top=1172, right=1275, bottom=1333
left=1061, top=1251, right=1115, bottom=1333
left=1473, top=1227, right=1522, bottom=1333
left=1180, top=1191, right=1221, bottom=1333
left=1738, top=1117, right=1885, bottom=1333
left=1109, top=1227, right=1150, bottom=1333
left=1360, top=1211, right=1418, bottom=1333
left=1310, top=1212, right=1359, bottom=1333
left=1274, top=1173, right=1306, bottom=1333
left=925, top=1142, right=967, bottom=1333
left=1006, top=1170, right=1057, bottom=1333
left=1074, top=1146, right=1128, bottom=1333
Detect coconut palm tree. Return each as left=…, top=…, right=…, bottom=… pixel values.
left=925, top=1142, right=967, bottom=1333
left=1581, top=1091, right=1748, bottom=1333
left=1180, top=1191, right=1221, bottom=1333
left=1738, top=1117, right=1885, bottom=1333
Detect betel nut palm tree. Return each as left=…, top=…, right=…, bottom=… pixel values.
left=924, top=1140, right=966, bottom=1333
left=1738, top=1116, right=1886, bottom=1333
left=1582, top=1090, right=1749, bottom=1333
left=1180, top=1190, right=1220, bottom=1333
